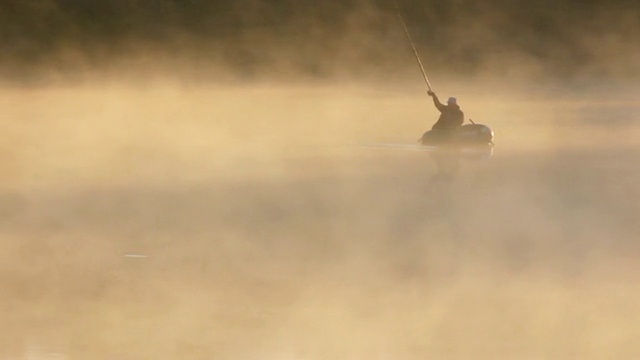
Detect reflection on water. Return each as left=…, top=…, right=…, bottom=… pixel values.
left=2, top=85, right=640, bottom=359
left=429, top=145, right=493, bottom=183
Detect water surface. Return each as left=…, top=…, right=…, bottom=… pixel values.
left=2, top=83, right=639, bottom=359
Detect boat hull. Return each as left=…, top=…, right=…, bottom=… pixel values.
left=420, top=124, right=494, bottom=146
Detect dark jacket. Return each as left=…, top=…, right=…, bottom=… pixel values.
left=431, top=95, right=464, bottom=130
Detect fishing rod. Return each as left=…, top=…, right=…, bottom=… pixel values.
left=395, top=1, right=433, bottom=93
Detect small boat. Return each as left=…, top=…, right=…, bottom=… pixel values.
left=420, top=123, right=494, bottom=146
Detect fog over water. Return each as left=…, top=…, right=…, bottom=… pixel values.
left=2, top=81, right=639, bottom=359
left=2, top=0, right=640, bottom=359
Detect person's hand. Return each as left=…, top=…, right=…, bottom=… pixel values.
left=427, top=90, right=435, bottom=97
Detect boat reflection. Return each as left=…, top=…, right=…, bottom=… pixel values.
left=429, top=144, right=493, bottom=183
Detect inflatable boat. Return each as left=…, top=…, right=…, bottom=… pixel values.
left=420, top=123, right=494, bottom=146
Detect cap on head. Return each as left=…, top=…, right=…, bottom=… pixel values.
left=447, top=97, right=457, bottom=105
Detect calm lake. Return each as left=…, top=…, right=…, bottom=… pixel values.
left=2, top=82, right=639, bottom=359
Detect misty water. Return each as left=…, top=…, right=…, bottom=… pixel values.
left=2, top=82, right=639, bottom=359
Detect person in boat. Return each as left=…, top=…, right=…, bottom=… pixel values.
left=420, top=91, right=465, bottom=144
left=428, top=90, right=464, bottom=131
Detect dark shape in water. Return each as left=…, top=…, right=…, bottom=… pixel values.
left=420, top=123, right=494, bottom=146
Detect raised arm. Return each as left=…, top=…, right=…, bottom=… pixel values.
left=428, top=91, right=446, bottom=112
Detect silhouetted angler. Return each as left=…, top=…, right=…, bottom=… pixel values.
left=428, top=90, right=464, bottom=130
